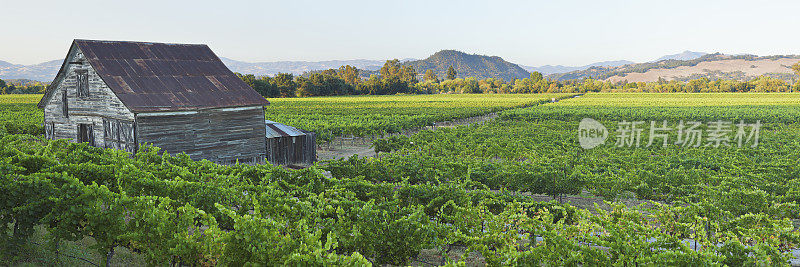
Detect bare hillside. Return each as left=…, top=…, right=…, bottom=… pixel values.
left=606, top=58, right=800, bottom=83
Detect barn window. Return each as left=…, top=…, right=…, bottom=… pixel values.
left=103, top=118, right=136, bottom=153
left=62, top=89, right=68, bottom=118
left=76, top=70, right=89, bottom=98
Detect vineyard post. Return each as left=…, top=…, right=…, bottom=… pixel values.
left=440, top=244, right=452, bottom=265
left=691, top=218, right=697, bottom=251
left=575, top=147, right=581, bottom=196
left=54, top=241, right=60, bottom=265
left=103, top=247, right=115, bottom=267
left=52, top=238, right=61, bottom=265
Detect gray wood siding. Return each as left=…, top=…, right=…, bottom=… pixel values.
left=42, top=45, right=135, bottom=147
left=136, top=107, right=267, bottom=163
left=265, top=133, right=316, bottom=167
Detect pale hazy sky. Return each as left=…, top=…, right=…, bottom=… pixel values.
left=2, top=0, right=799, bottom=66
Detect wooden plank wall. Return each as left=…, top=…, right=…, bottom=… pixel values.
left=42, top=45, right=135, bottom=148
left=265, top=132, right=316, bottom=167
left=103, top=118, right=136, bottom=153
left=136, top=107, right=267, bottom=163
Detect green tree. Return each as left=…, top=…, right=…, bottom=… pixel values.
left=791, top=63, right=800, bottom=89
left=376, top=60, right=417, bottom=93
left=236, top=73, right=257, bottom=88
left=273, top=73, right=296, bottom=97
left=337, top=65, right=360, bottom=85
left=446, top=66, right=457, bottom=80
left=423, top=69, right=438, bottom=83
left=400, top=66, right=418, bottom=84
left=0, top=78, right=6, bottom=89
left=380, top=59, right=402, bottom=79
left=529, top=72, right=543, bottom=82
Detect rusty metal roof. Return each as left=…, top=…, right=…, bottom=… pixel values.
left=74, top=39, right=269, bottom=112
left=265, top=120, right=307, bottom=138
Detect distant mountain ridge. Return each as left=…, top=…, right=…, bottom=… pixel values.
left=0, top=60, right=16, bottom=68
left=653, top=50, right=708, bottom=62
left=547, top=53, right=800, bottom=82
left=0, top=60, right=61, bottom=81
left=4, top=50, right=795, bottom=84
left=523, top=60, right=634, bottom=75
left=404, top=50, right=530, bottom=81
left=220, top=58, right=388, bottom=76
left=523, top=51, right=708, bottom=76
left=0, top=58, right=394, bottom=82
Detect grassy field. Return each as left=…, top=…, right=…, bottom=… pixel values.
left=0, top=94, right=44, bottom=135
left=558, top=92, right=800, bottom=106
left=0, top=94, right=42, bottom=104
left=266, top=93, right=571, bottom=140
left=501, top=93, right=800, bottom=124
left=0, top=94, right=571, bottom=141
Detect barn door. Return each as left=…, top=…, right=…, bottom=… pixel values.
left=78, top=123, right=94, bottom=146
left=45, top=122, right=55, bottom=139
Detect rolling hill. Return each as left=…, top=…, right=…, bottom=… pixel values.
left=0, top=60, right=16, bottom=68
left=0, top=58, right=394, bottom=82
left=3, top=50, right=798, bottom=84
left=523, top=60, right=634, bottom=75
left=653, top=50, right=708, bottom=61
left=548, top=53, right=800, bottom=82
left=219, top=58, right=388, bottom=76
left=0, top=60, right=61, bottom=81
left=523, top=51, right=707, bottom=76
left=404, top=50, right=531, bottom=81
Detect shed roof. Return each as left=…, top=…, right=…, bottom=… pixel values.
left=265, top=120, right=307, bottom=138
left=40, top=39, right=269, bottom=112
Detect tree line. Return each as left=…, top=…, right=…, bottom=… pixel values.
left=0, top=79, right=46, bottom=94
left=2, top=62, right=799, bottom=96
left=237, top=60, right=419, bottom=97
left=238, top=61, right=800, bottom=97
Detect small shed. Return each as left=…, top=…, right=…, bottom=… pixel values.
left=265, top=120, right=316, bottom=167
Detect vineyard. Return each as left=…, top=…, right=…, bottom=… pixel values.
left=0, top=94, right=570, bottom=142
left=0, top=94, right=43, bottom=136
left=264, top=94, right=571, bottom=141
left=554, top=92, right=800, bottom=107
left=337, top=93, right=800, bottom=264
left=2, top=93, right=800, bottom=265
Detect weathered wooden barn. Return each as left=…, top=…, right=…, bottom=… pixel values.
left=38, top=39, right=274, bottom=164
